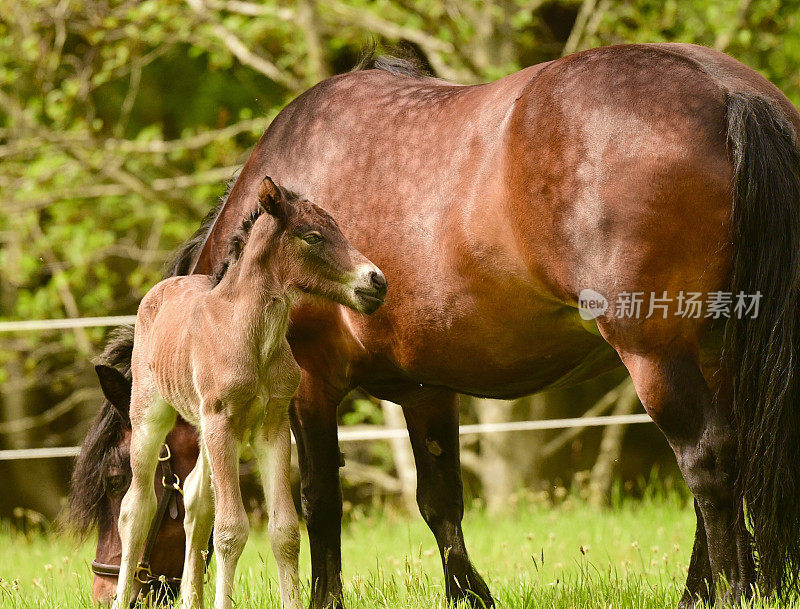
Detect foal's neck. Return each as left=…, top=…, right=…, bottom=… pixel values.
left=213, top=236, right=292, bottom=361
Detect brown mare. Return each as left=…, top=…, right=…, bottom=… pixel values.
left=71, top=43, right=800, bottom=608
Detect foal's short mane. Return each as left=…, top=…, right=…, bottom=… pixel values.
left=210, top=206, right=266, bottom=286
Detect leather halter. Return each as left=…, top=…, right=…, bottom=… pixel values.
left=91, top=444, right=202, bottom=592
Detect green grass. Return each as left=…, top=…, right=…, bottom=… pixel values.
left=0, top=492, right=792, bottom=608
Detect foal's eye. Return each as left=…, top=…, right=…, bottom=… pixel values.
left=302, top=232, right=323, bottom=245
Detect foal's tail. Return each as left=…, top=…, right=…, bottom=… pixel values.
left=725, top=91, right=800, bottom=597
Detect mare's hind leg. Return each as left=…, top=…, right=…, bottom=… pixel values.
left=679, top=501, right=714, bottom=608
left=180, top=446, right=214, bottom=609
left=402, top=388, right=494, bottom=608
left=255, top=403, right=301, bottom=609
left=614, top=347, right=755, bottom=603
left=202, top=409, right=248, bottom=609
left=113, top=393, right=176, bottom=609
left=678, top=364, right=755, bottom=608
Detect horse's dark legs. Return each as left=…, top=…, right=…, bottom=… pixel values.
left=290, top=380, right=345, bottom=609
left=620, top=351, right=755, bottom=605
left=681, top=500, right=755, bottom=609
left=403, top=389, right=494, bottom=608
left=679, top=501, right=714, bottom=608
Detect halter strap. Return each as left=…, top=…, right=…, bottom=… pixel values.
left=90, top=444, right=211, bottom=593
left=136, top=444, right=179, bottom=584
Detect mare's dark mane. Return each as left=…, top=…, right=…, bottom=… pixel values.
left=67, top=325, right=135, bottom=534
left=354, top=49, right=428, bottom=78
left=163, top=180, right=236, bottom=277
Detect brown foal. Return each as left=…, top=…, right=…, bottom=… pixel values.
left=112, top=177, right=386, bottom=609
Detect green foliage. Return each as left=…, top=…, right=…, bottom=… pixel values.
left=341, top=398, right=384, bottom=426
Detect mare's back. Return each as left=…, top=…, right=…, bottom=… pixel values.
left=254, top=66, right=541, bottom=208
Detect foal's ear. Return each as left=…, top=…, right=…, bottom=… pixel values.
left=94, top=365, right=132, bottom=426
left=258, top=176, right=288, bottom=222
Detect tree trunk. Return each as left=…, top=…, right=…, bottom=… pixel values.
left=588, top=379, right=639, bottom=506
left=381, top=400, right=417, bottom=512
left=473, top=397, right=519, bottom=512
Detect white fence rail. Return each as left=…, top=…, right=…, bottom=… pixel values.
left=0, top=316, right=652, bottom=461
left=0, top=415, right=653, bottom=461
left=0, top=315, right=137, bottom=332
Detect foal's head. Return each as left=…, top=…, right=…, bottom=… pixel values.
left=214, top=177, right=387, bottom=314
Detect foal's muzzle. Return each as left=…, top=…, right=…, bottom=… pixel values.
left=354, top=268, right=388, bottom=314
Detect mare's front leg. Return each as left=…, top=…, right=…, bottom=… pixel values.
left=402, top=388, right=494, bottom=608
left=114, top=394, right=176, bottom=609
left=290, top=375, right=347, bottom=609
left=255, top=399, right=301, bottom=609
left=180, top=447, right=214, bottom=609
left=202, top=409, right=249, bottom=609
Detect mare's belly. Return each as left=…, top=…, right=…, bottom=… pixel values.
left=362, top=296, right=621, bottom=399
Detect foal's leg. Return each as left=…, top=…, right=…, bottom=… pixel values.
left=180, top=446, right=214, bottom=609
left=202, top=410, right=249, bottom=609
left=255, top=403, right=301, bottom=609
left=113, top=395, right=176, bottom=609
left=403, top=388, right=493, bottom=608
left=618, top=349, right=754, bottom=603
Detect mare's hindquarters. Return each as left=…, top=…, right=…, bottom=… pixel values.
left=515, top=46, right=800, bottom=603
left=598, top=90, right=800, bottom=603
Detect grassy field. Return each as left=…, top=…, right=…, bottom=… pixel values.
left=0, top=491, right=792, bottom=608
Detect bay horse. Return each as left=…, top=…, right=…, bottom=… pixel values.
left=72, top=43, right=800, bottom=608
left=109, top=177, right=386, bottom=609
